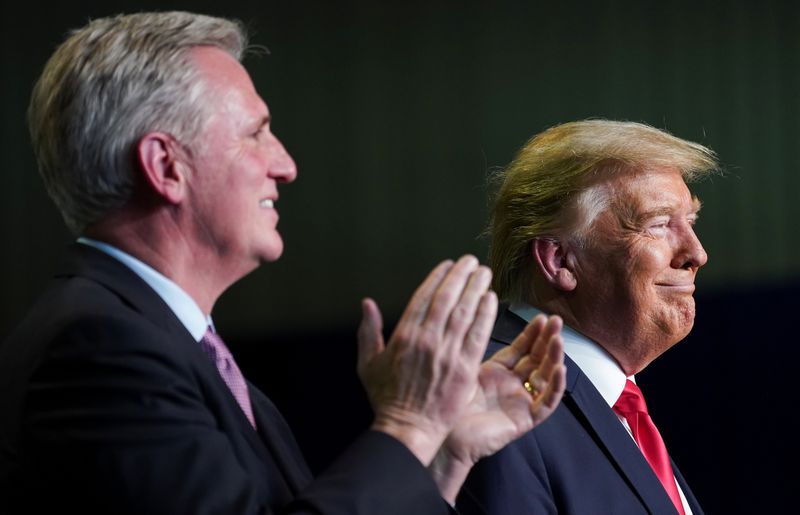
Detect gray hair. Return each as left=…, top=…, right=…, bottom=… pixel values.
left=488, top=119, right=719, bottom=304
left=28, top=11, right=248, bottom=234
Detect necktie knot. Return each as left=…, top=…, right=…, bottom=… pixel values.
left=613, top=379, right=649, bottom=416
left=200, top=329, right=231, bottom=363
left=200, top=328, right=256, bottom=428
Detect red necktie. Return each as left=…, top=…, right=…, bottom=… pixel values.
left=613, top=380, right=685, bottom=514
left=200, top=328, right=257, bottom=428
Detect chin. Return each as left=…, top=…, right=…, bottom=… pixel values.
left=650, top=303, right=695, bottom=346
left=665, top=317, right=695, bottom=349
left=674, top=320, right=694, bottom=343
left=664, top=296, right=696, bottom=330
left=256, top=237, right=285, bottom=263
left=679, top=299, right=696, bottom=328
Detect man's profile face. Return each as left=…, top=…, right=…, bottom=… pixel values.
left=183, top=46, right=297, bottom=274
left=568, top=167, right=707, bottom=373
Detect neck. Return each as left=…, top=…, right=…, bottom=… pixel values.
left=86, top=208, right=247, bottom=315
left=534, top=294, right=645, bottom=375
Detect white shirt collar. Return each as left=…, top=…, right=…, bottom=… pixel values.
left=509, top=302, right=632, bottom=407
left=78, top=238, right=210, bottom=341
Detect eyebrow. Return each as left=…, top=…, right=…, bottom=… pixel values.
left=245, top=114, right=269, bottom=132
left=637, top=196, right=703, bottom=221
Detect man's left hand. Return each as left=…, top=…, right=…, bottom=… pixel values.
left=429, top=314, right=566, bottom=503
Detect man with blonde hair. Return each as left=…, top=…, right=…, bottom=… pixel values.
left=457, top=120, right=716, bottom=514
left=0, top=12, right=567, bottom=514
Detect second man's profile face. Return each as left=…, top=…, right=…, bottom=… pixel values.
left=569, top=167, right=707, bottom=373
left=183, top=46, right=297, bottom=275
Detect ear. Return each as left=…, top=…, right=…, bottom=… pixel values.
left=135, top=132, right=190, bottom=205
left=531, top=238, right=577, bottom=292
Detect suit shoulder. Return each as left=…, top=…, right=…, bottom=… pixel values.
left=5, top=274, right=169, bottom=349
left=0, top=274, right=194, bottom=395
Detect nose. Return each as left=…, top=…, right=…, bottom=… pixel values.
left=267, top=132, right=297, bottom=183
left=672, top=224, right=708, bottom=271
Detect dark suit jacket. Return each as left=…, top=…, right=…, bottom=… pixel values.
left=456, top=307, right=703, bottom=515
left=0, top=244, right=449, bottom=515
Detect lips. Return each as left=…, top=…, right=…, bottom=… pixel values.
left=655, top=283, right=695, bottom=293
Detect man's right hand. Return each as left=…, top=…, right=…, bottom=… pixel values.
left=357, top=255, right=498, bottom=465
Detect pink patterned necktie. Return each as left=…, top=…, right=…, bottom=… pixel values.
left=200, top=328, right=256, bottom=428
left=613, top=379, right=684, bottom=515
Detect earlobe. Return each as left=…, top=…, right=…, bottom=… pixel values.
left=532, top=238, right=578, bottom=292
left=136, top=132, right=188, bottom=204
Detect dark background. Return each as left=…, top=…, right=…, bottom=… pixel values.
left=1, top=1, right=797, bottom=512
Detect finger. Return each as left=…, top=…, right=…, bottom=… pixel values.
left=443, top=265, right=493, bottom=342
left=420, top=255, right=480, bottom=331
left=528, top=315, right=563, bottom=367
left=508, top=315, right=561, bottom=380
left=357, top=298, right=385, bottom=377
left=489, top=314, right=547, bottom=369
left=535, top=332, right=565, bottom=387
left=461, top=290, right=498, bottom=362
left=396, top=260, right=454, bottom=328
left=510, top=314, right=549, bottom=355
left=513, top=355, right=535, bottom=381
left=536, top=360, right=566, bottom=413
left=530, top=335, right=566, bottom=411
left=525, top=328, right=565, bottom=389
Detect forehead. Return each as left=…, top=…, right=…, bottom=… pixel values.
left=189, top=46, right=268, bottom=120
left=191, top=46, right=249, bottom=88
left=606, top=167, right=699, bottom=213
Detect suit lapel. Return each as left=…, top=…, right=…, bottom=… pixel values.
left=673, top=459, right=704, bottom=515
left=60, top=243, right=190, bottom=335
left=568, top=372, right=679, bottom=514
left=495, top=307, right=682, bottom=514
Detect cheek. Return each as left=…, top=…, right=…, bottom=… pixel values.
left=240, top=142, right=270, bottom=168
left=613, top=242, right=672, bottom=312
left=627, top=240, right=672, bottom=281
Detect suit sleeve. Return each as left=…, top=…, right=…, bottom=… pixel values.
left=15, top=313, right=450, bottom=515
left=456, top=431, right=558, bottom=515
left=289, top=430, right=454, bottom=515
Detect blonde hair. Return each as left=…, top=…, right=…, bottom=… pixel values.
left=488, top=119, right=719, bottom=303
left=28, top=12, right=248, bottom=235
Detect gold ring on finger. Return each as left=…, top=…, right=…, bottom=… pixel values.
left=523, top=380, right=540, bottom=397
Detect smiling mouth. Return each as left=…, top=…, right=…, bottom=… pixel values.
left=259, top=199, right=274, bottom=208
left=656, top=283, right=695, bottom=293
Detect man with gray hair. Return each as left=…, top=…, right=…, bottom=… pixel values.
left=0, top=11, right=566, bottom=515
left=457, top=120, right=716, bottom=514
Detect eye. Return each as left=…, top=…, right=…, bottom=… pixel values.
left=250, top=120, right=270, bottom=140
left=645, top=217, right=670, bottom=237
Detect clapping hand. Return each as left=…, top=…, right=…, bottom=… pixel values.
left=357, top=256, right=497, bottom=465
left=430, top=314, right=566, bottom=502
